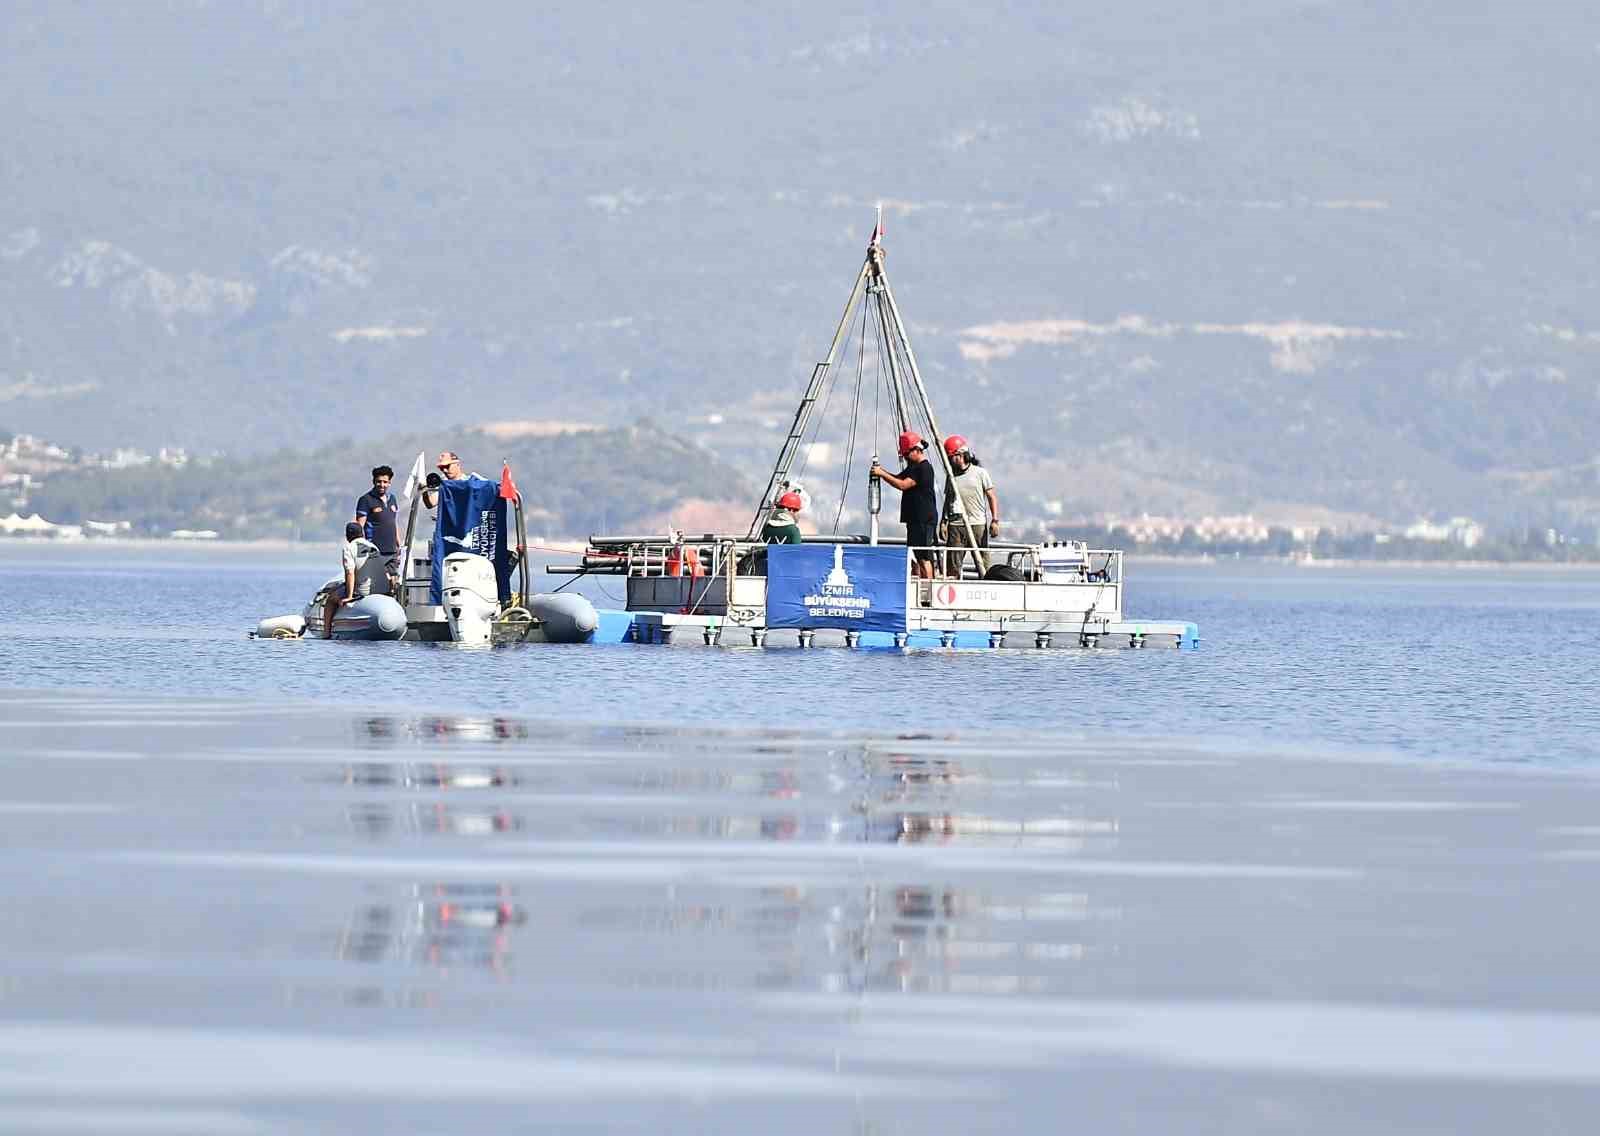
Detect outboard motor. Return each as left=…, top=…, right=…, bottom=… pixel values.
left=442, top=552, right=499, bottom=645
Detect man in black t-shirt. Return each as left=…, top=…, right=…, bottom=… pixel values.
left=871, top=431, right=940, bottom=580
left=354, top=465, right=402, bottom=586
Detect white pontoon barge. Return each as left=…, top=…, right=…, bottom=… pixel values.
left=551, top=219, right=1198, bottom=651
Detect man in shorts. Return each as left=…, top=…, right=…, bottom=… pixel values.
left=871, top=430, right=939, bottom=580
left=323, top=522, right=390, bottom=637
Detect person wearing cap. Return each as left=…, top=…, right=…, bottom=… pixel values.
left=421, top=451, right=464, bottom=514
left=763, top=488, right=805, bottom=545
left=871, top=431, right=939, bottom=580
left=940, top=435, right=1000, bottom=577
left=414, top=450, right=482, bottom=582
left=323, top=521, right=390, bottom=637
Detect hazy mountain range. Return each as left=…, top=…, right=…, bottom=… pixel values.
left=3, top=1, right=1598, bottom=532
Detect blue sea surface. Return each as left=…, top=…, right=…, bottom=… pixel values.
left=2, top=543, right=1596, bottom=764
left=4, top=543, right=1600, bottom=1133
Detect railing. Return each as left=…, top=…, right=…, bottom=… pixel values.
left=560, top=536, right=1121, bottom=587
left=928, top=542, right=1122, bottom=585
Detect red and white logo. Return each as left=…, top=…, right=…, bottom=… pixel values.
left=936, top=584, right=958, bottom=606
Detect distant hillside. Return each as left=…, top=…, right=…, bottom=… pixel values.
left=2, top=1, right=1598, bottom=531
left=24, top=423, right=753, bottom=540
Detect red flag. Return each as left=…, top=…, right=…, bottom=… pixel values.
left=498, top=461, right=520, bottom=501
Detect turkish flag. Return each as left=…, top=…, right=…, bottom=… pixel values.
left=498, top=462, right=520, bottom=501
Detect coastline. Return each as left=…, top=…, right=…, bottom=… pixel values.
left=1128, top=552, right=1600, bottom=571
left=0, top=535, right=591, bottom=555
left=0, top=536, right=1592, bottom=570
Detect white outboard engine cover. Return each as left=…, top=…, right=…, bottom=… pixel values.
left=442, top=552, right=499, bottom=645
left=1038, top=541, right=1090, bottom=583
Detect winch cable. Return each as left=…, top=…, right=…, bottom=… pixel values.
left=876, top=315, right=889, bottom=457
left=791, top=313, right=852, bottom=490
left=832, top=299, right=872, bottom=533
left=875, top=318, right=896, bottom=468
left=1058, top=550, right=1116, bottom=642
left=892, top=305, right=935, bottom=445
left=871, top=294, right=910, bottom=434
left=885, top=301, right=937, bottom=457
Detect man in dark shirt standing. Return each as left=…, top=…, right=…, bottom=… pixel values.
left=354, top=465, right=401, bottom=589
left=871, top=430, right=940, bottom=580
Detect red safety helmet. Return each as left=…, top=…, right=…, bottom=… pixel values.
left=777, top=491, right=803, bottom=511
left=943, top=434, right=968, bottom=457
left=897, top=430, right=925, bottom=457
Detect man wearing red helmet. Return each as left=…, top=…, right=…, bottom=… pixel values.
left=870, top=430, right=939, bottom=580
left=762, top=487, right=805, bottom=545
left=940, top=434, right=1000, bottom=577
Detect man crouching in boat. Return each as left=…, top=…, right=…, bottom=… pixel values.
left=762, top=489, right=805, bottom=545
left=871, top=431, right=939, bottom=581
left=323, top=522, right=390, bottom=638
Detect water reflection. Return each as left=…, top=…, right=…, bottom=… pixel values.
left=344, top=801, right=522, bottom=839
left=338, top=883, right=526, bottom=974
left=869, top=811, right=1115, bottom=849
left=340, top=763, right=517, bottom=790
left=808, top=881, right=1114, bottom=996
left=361, top=714, right=532, bottom=745
left=316, top=723, right=1122, bottom=1000
left=881, top=753, right=970, bottom=790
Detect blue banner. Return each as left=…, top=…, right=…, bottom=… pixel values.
left=429, top=476, right=512, bottom=604
left=765, top=544, right=907, bottom=632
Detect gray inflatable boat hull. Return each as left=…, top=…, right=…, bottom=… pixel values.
left=527, top=592, right=599, bottom=643
left=319, top=594, right=408, bottom=641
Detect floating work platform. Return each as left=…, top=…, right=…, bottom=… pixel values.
left=556, top=537, right=1200, bottom=651
left=608, top=609, right=1199, bottom=650
left=549, top=221, right=1199, bottom=654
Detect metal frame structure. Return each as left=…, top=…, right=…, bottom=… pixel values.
left=546, top=219, right=1199, bottom=650
left=746, top=209, right=981, bottom=557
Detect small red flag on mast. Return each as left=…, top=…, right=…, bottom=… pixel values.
left=498, top=461, right=520, bottom=501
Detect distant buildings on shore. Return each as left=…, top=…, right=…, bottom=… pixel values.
left=1397, top=517, right=1484, bottom=549
left=0, top=513, right=135, bottom=540
left=2, top=431, right=193, bottom=537
left=1, top=427, right=1591, bottom=552
left=1065, top=511, right=1576, bottom=552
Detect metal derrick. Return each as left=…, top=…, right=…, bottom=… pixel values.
left=746, top=210, right=981, bottom=557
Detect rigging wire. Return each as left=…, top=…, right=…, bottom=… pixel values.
left=881, top=290, right=933, bottom=443
left=870, top=295, right=898, bottom=431
left=876, top=302, right=889, bottom=464
left=833, top=298, right=871, bottom=533
left=874, top=291, right=919, bottom=438
left=792, top=298, right=860, bottom=494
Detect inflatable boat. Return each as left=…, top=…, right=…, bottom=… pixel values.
left=255, top=465, right=599, bottom=645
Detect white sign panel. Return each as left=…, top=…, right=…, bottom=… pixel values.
left=930, top=581, right=1027, bottom=610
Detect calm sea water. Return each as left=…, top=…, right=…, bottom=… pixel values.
left=3, top=543, right=1600, bottom=1133
left=2, top=543, right=1597, bottom=764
